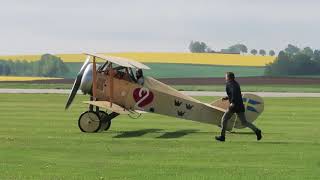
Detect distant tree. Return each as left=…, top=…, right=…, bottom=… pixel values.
left=250, top=49, right=258, bottom=55
left=0, top=60, right=11, bottom=75
left=0, top=61, right=4, bottom=75
left=22, top=60, right=32, bottom=75
left=302, top=47, right=313, bottom=56
left=15, top=60, right=25, bottom=76
left=312, top=49, right=320, bottom=62
left=32, top=62, right=40, bottom=76
left=0, top=54, right=69, bottom=77
left=4, top=62, right=11, bottom=75
left=206, top=47, right=215, bottom=53
left=265, top=47, right=320, bottom=76
left=6, top=60, right=14, bottom=75
left=259, top=49, right=266, bottom=56
left=291, top=53, right=318, bottom=75
left=228, top=44, right=247, bottom=54
left=189, top=41, right=208, bottom=53
left=285, top=44, right=300, bottom=55
left=269, top=50, right=275, bottom=56
left=37, top=54, right=69, bottom=77
left=265, top=51, right=291, bottom=76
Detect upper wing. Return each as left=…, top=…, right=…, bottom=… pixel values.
left=83, top=101, right=130, bottom=114
left=84, top=52, right=150, bottom=70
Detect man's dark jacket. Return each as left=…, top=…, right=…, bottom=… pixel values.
left=226, top=80, right=245, bottom=113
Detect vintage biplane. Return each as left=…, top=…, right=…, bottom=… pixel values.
left=65, top=53, right=264, bottom=133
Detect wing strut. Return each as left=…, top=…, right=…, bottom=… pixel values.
left=108, top=63, right=113, bottom=107
left=92, top=56, right=97, bottom=100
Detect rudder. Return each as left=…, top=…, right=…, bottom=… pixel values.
left=234, top=93, right=264, bottom=129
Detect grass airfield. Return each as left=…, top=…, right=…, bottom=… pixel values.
left=0, top=94, right=319, bottom=179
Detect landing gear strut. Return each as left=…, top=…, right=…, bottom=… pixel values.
left=78, top=109, right=119, bottom=133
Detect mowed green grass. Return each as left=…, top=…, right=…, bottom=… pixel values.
left=0, top=94, right=319, bottom=180
left=65, top=63, right=265, bottom=78
left=1, top=83, right=320, bottom=93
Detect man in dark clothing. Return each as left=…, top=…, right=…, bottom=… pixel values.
left=215, top=72, right=262, bottom=142
left=136, top=69, right=144, bottom=85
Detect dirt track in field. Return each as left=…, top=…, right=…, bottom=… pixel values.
left=1, top=76, right=320, bottom=85
left=158, top=77, right=320, bottom=85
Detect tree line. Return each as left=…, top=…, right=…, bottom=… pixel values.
left=265, top=44, right=320, bottom=76
left=0, top=54, right=69, bottom=77
left=189, top=41, right=320, bottom=76
left=189, top=41, right=275, bottom=56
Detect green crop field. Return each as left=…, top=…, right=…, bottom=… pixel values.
left=145, top=63, right=265, bottom=78
left=0, top=94, right=319, bottom=179
left=65, top=62, right=265, bottom=78
left=173, top=84, right=320, bottom=92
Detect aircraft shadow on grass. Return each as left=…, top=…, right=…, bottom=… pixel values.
left=112, top=129, right=199, bottom=139
left=113, top=128, right=162, bottom=138
left=230, top=131, right=286, bottom=135
left=156, top=129, right=199, bottom=139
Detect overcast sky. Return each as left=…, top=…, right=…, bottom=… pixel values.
left=1, top=0, right=319, bottom=55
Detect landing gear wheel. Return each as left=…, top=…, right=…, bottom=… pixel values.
left=98, top=111, right=112, bottom=131
left=78, top=111, right=101, bottom=133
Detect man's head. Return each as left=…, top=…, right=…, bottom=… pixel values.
left=225, top=72, right=235, bottom=82
left=136, top=69, right=143, bottom=78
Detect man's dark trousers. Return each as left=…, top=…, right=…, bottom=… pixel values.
left=221, top=109, right=259, bottom=137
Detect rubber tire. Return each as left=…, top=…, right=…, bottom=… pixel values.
left=98, top=111, right=112, bottom=131
left=78, top=111, right=101, bottom=133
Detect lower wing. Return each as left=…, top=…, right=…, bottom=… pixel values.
left=83, top=101, right=130, bottom=114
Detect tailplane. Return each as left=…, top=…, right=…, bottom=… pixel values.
left=210, top=93, right=264, bottom=130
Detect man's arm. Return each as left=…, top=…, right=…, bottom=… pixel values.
left=228, top=85, right=236, bottom=108
left=222, top=84, right=230, bottom=101
left=230, top=85, right=236, bottom=103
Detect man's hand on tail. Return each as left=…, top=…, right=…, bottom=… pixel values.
left=229, top=103, right=235, bottom=109
left=221, top=96, right=229, bottom=101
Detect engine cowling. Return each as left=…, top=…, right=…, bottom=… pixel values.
left=79, top=63, right=94, bottom=95
left=65, top=56, right=102, bottom=109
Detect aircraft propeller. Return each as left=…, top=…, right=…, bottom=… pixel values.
left=65, top=56, right=91, bottom=109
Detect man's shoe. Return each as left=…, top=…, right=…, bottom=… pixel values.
left=255, top=129, right=262, bottom=141
left=215, top=136, right=225, bottom=142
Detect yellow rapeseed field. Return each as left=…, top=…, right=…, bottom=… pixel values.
left=0, top=76, right=62, bottom=81
left=0, top=52, right=275, bottom=66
